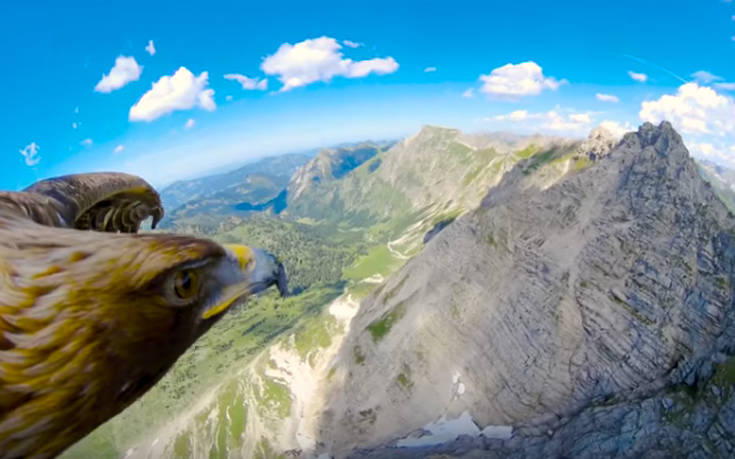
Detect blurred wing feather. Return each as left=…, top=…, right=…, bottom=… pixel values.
left=1, top=172, right=163, bottom=233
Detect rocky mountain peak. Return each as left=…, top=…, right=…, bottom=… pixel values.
left=402, top=125, right=463, bottom=149
left=313, top=122, right=735, bottom=456
left=287, top=143, right=382, bottom=202
left=621, top=120, right=686, bottom=159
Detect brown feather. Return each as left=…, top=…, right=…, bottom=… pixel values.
left=0, top=173, right=261, bottom=458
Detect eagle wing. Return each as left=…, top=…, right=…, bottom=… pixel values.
left=1, top=172, right=163, bottom=233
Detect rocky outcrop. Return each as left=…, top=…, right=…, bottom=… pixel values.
left=314, top=122, right=735, bottom=457
left=578, top=126, right=617, bottom=161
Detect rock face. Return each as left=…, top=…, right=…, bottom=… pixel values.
left=315, top=122, right=735, bottom=457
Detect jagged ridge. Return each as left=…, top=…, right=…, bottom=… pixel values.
left=318, top=122, right=735, bottom=457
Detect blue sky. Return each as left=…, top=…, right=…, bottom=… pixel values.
left=2, top=0, right=734, bottom=190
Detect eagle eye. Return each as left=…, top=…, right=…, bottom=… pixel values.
left=173, top=269, right=199, bottom=300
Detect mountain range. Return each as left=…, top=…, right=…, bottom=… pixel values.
left=65, top=122, right=735, bottom=458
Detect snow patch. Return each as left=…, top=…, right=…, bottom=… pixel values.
left=296, top=431, right=316, bottom=450
left=452, top=371, right=465, bottom=396
left=481, top=425, right=513, bottom=440
left=396, top=411, right=480, bottom=447
left=396, top=412, right=514, bottom=448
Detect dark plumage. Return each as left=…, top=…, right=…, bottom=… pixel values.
left=0, top=172, right=287, bottom=458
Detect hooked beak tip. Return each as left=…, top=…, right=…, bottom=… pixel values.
left=223, top=244, right=289, bottom=297
left=201, top=245, right=289, bottom=320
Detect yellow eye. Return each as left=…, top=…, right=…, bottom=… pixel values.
left=173, top=270, right=199, bottom=300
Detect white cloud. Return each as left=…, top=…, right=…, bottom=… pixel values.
left=226, top=95, right=233, bottom=101
left=691, top=70, right=722, bottom=84
left=146, top=40, right=156, bottom=56
left=492, top=109, right=538, bottom=121
left=114, top=145, right=125, bottom=154
left=342, top=40, right=361, bottom=48
left=628, top=70, right=648, bottom=83
left=74, top=106, right=79, bottom=114
left=345, top=57, right=399, bottom=77
left=492, top=109, right=594, bottom=134
left=461, top=88, right=475, bottom=99
left=599, top=120, right=634, bottom=139
left=509, top=110, right=534, bottom=121
left=639, top=83, right=735, bottom=135
left=223, top=73, right=268, bottom=90
left=692, top=142, right=718, bottom=157
left=689, top=141, right=735, bottom=168
left=569, top=113, right=592, bottom=124
left=260, top=36, right=399, bottom=92
left=478, top=61, right=565, bottom=99
left=184, top=118, right=195, bottom=129
left=129, top=67, right=215, bottom=122
left=688, top=71, right=735, bottom=92
left=542, top=111, right=593, bottom=132
left=596, top=93, right=620, bottom=103
left=95, top=56, right=142, bottom=93
left=72, top=122, right=78, bottom=129
left=19, top=142, right=40, bottom=166
left=424, top=66, right=437, bottom=73
left=80, top=138, right=93, bottom=146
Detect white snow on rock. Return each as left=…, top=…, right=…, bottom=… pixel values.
left=481, top=424, right=513, bottom=439
left=397, top=411, right=480, bottom=447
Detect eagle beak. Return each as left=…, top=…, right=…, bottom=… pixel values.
left=229, top=245, right=289, bottom=297
left=201, top=244, right=289, bottom=320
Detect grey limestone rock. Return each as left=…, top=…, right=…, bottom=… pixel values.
left=319, top=122, right=735, bottom=458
